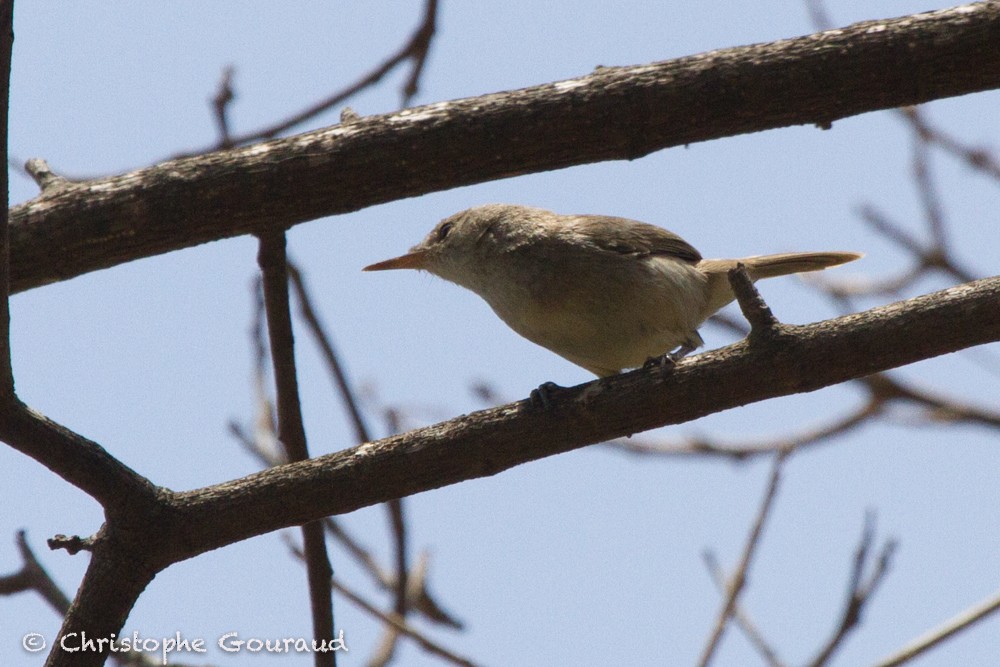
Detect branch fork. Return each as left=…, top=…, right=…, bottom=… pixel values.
left=728, top=264, right=781, bottom=338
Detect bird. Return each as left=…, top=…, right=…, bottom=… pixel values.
left=364, top=204, right=861, bottom=377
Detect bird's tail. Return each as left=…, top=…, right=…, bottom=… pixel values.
left=698, top=251, right=862, bottom=280
left=695, top=252, right=862, bottom=318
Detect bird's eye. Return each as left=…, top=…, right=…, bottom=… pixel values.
left=436, top=222, right=454, bottom=241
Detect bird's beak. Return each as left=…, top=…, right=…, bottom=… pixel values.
left=363, top=249, right=428, bottom=271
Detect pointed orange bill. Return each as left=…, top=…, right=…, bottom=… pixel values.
left=362, top=250, right=428, bottom=271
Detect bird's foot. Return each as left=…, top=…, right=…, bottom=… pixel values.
left=670, top=342, right=697, bottom=361
left=529, top=381, right=564, bottom=410
left=643, top=343, right=696, bottom=378
left=642, top=353, right=676, bottom=378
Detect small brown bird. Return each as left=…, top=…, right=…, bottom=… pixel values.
left=365, top=204, right=861, bottom=377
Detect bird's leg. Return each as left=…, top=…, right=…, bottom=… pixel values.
left=642, top=353, right=676, bottom=377
left=643, top=335, right=700, bottom=376
left=529, top=381, right=564, bottom=409
left=669, top=341, right=698, bottom=361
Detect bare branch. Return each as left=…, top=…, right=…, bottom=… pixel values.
left=0, top=532, right=159, bottom=667
left=0, top=530, right=71, bottom=614
left=806, top=513, right=896, bottom=667
left=257, top=232, right=336, bottom=666
left=613, top=368, right=1000, bottom=459
left=864, top=374, right=1000, bottom=430
left=9, top=3, right=1000, bottom=294
left=911, top=131, right=948, bottom=250
left=899, top=105, right=1000, bottom=181
left=165, top=277, right=1000, bottom=557
left=232, top=418, right=463, bottom=631
left=0, top=0, right=13, bottom=396
left=211, top=65, right=236, bottom=147
left=610, top=399, right=877, bottom=460
left=10, top=240, right=997, bottom=666
left=728, top=264, right=780, bottom=333
left=698, top=452, right=787, bottom=666
left=288, top=264, right=412, bottom=633
left=283, top=535, right=475, bottom=667
left=873, top=587, right=1000, bottom=667
left=288, top=264, right=373, bottom=444
left=702, top=551, right=787, bottom=667
left=331, top=577, right=478, bottom=667
left=23, top=157, right=70, bottom=192
left=201, top=0, right=439, bottom=150
left=0, top=402, right=158, bottom=512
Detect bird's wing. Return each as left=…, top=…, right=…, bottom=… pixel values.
left=568, top=215, right=702, bottom=263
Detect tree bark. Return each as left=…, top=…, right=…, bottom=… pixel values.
left=10, top=2, right=1000, bottom=294
left=164, top=276, right=1000, bottom=561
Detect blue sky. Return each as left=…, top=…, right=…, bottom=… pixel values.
left=2, top=2, right=998, bottom=665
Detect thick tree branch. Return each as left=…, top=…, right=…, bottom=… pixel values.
left=46, top=529, right=157, bottom=667
left=163, top=276, right=1000, bottom=560
left=0, top=402, right=158, bottom=511
left=0, top=0, right=12, bottom=393
left=26, top=275, right=1000, bottom=666
left=8, top=2, right=1000, bottom=294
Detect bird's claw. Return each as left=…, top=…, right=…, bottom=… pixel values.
left=643, top=344, right=696, bottom=378
left=642, top=353, right=676, bottom=378
left=530, top=381, right=563, bottom=409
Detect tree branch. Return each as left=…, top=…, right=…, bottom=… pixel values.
left=806, top=513, right=896, bottom=667
left=23, top=261, right=1000, bottom=666
left=873, top=587, right=1000, bottom=667
left=0, top=530, right=71, bottom=614
left=8, top=3, right=1000, bottom=294
left=0, top=403, right=158, bottom=511
left=699, top=453, right=786, bottom=666
left=257, top=232, right=336, bottom=666
left=206, top=0, right=438, bottom=148
left=164, top=276, right=1000, bottom=560
left=0, top=0, right=12, bottom=394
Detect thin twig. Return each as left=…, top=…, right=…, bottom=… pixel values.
left=47, top=534, right=94, bottom=554
left=332, top=576, right=477, bottom=667
left=257, top=231, right=336, bottom=667
left=0, top=530, right=71, bottom=613
left=806, top=512, right=896, bottom=667
left=872, top=588, right=1000, bottom=667
left=288, top=264, right=412, bottom=630
left=382, top=409, right=409, bottom=620
left=804, top=0, right=834, bottom=29
left=283, top=536, right=476, bottom=667
left=189, top=0, right=439, bottom=154
left=211, top=65, right=236, bottom=147
left=470, top=379, right=872, bottom=461
left=702, top=551, right=787, bottom=667
left=610, top=401, right=877, bottom=460
left=899, top=105, right=1000, bottom=181
left=857, top=206, right=928, bottom=260
left=287, top=264, right=373, bottom=444
left=864, top=375, right=1000, bottom=430
left=698, top=452, right=788, bottom=666
left=250, top=265, right=463, bottom=654
left=398, top=0, right=438, bottom=107
left=231, top=416, right=462, bottom=629
left=911, top=131, right=948, bottom=249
